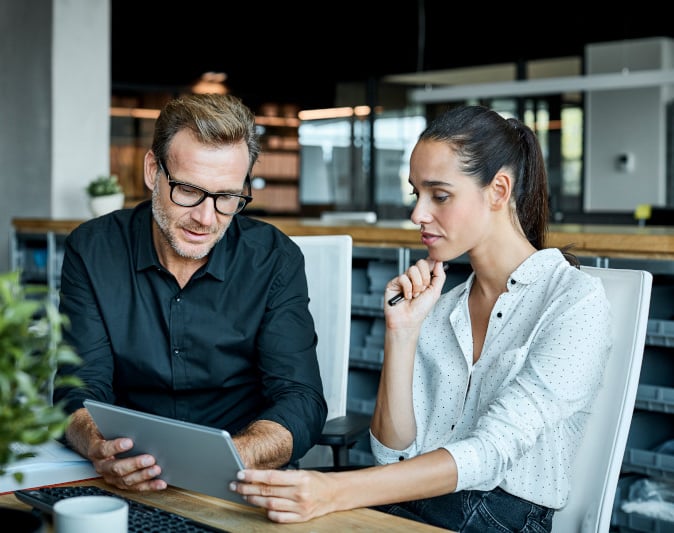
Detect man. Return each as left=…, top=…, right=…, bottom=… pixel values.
left=54, top=93, right=327, bottom=492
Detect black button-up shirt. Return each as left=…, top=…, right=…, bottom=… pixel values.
left=54, top=201, right=327, bottom=462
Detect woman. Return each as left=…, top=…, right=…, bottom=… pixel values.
left=230, top=105, right=612, bottom=532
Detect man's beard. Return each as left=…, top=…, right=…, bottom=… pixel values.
left=151, top=184, right=226, bottom=260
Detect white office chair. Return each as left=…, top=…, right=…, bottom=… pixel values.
left=551, top=266, right=653, bottom=533
left=290, top=235, right=370, bottom=469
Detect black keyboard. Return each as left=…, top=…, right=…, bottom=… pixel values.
left=15, top=485, right=229, bottom=532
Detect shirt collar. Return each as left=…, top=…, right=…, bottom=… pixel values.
left=135, top=202, right=159, bottom=272
left=509, top=247, right=565, bottom=286
left=461, top=247, right=566, bottom=294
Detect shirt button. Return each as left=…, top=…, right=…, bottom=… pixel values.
left=497, top=312, right=502, bottom=318
left=176, top=297, right=181, bottom=302
left=174, top=349, right=180, bottom=355
left=510, top=279, right=516, bottom=285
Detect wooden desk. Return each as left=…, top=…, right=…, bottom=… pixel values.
left=1, top=478, right=449, bottom=532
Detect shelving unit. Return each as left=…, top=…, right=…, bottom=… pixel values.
left=9, top=218, right=674, bottom=529
left=9, top=228, right=66, bottom=305
left=250, top=114, right=301, bottom=214
left=607, top=258, right=674, bottom=532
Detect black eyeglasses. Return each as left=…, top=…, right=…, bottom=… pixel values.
left=158, top=158, right=252, bottom=216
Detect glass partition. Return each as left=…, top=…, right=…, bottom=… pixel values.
left=299, top=107, right=426, bottom=219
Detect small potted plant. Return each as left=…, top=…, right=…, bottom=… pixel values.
left=0, top=270, right=81, bottom=530
left=86, top=174, right=125, bottom=217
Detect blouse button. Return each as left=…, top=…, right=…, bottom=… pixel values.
left=398, top=456, right=405, bottom=461
left=497, top=312, right=502, bottom=318
left=510, top=279, right=516, bottom=285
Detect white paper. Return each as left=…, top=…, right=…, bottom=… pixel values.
left=1, top=440, right=99, bottom=493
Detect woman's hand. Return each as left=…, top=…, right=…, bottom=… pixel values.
left=384, top=259, right=446, bottom=326
left=230, top=468, right=338, bottom=523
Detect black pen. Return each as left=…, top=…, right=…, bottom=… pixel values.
left=387, top=262, right=449, bottom=306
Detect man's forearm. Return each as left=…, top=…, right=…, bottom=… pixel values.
left=64, top=407, right=102, bottom=459
left=232, top=419, right=293, bottom=469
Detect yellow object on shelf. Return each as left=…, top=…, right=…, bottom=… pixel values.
left=634, top=204, right=652, bottom=226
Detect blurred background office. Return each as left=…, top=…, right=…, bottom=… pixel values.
left=3, top=0, right=674, bottom=271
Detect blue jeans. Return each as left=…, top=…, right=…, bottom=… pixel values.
left=372, top=487, right=554, bottom=532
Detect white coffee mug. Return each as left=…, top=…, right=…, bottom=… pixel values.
left=53, top=495, right=128, bottom=533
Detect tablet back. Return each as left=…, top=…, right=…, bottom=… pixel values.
left=84, top=399, right=250, bottom=506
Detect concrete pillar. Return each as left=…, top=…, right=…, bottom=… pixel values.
left=0, top=0, right=110, bottom=270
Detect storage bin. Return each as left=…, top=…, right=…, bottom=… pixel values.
left=612, top=475, right=674, bottom=532
left=636, top=385, right=674, bottom=414
left=622, top=413, right=674, bottom=479
left=646, top=320, right=674, bottom=348
left=367, top=261, right=399, bottom=293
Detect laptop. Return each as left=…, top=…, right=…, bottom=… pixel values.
left=84, top=399, right=251, bottom=506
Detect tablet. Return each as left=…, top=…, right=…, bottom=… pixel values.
left=84, top=399, right=251, bottom=506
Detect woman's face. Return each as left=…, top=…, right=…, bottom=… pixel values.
left=408, top=139, right=492, bottom=262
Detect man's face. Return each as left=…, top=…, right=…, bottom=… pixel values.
left=148, top=130, right=250, bottom=261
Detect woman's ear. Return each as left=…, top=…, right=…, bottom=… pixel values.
left=489, top=171, right=512, bottom=210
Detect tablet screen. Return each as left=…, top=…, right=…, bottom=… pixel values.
left=84, top=399, right=251, bottom=506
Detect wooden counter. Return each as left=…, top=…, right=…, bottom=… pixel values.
left=12, top=217, right=674, bottom=261
left=257, top=218, right=674, bottom=260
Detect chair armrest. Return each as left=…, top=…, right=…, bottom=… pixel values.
left=317, top=412, right=371, bottom=469
left=318, top=413, right=371, bottom=446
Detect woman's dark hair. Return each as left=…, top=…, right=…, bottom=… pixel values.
left=420, top=105, right=547, bottom=248
left=419, top=105, right=578, bottom=266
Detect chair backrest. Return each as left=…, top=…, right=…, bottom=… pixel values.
left=290, top=235, right=352, bottom=422
left=552, top=266, right=652, bottom=533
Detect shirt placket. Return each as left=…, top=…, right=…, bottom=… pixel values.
left=169, top=291, right=190, bottom=419
left=450, top=297, right=474, bottom=429
left=482, top=278, right=519, bottom=354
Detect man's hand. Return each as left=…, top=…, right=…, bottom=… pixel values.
left=65, top=407, right=167, bottom=491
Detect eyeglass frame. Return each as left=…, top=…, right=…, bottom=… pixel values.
left=157, top=158, right=253, bottom=216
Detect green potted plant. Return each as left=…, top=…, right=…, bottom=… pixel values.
left=86, top=174, right=125, bottom=217
left=0, top=270, right=81, bottom=531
